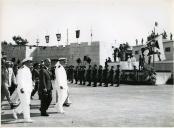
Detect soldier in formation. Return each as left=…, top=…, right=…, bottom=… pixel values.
left=66, top=64, right=122, bottom=87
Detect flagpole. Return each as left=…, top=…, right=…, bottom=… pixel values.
left=67, top=28, right=69, bottom=45
left=90, top=26, right=92, bottom=45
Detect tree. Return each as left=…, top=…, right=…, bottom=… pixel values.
left=12, top=36, right=28, bottom=45
left=86, top=57, right=91, bottom=64
left=1, top=41, right=8, bottom=45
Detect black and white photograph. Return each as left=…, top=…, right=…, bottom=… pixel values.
left=1, top=0, right=174, bottom=127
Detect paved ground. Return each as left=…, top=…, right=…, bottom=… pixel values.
left=1, top=83, right=174, bottom=127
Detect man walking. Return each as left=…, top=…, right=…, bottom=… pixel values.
left=12, top=57, right=33, bottom=122
left=54, top=61, right=70, bottom=113
left=1, top=55, right=17, bottom=109
left=39, top=58, right=53, bottom=116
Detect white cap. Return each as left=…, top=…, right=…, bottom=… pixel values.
left=22, top=57, right=33, bottom=63
left=55, top=61, right=61, bottom=67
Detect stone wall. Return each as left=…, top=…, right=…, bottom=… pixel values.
left=1, top=43, right=26, bottom=61
left=31, top=41, right=100, bottom=66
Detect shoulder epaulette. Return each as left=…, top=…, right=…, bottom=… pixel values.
left=20, top=65, right=24, bottom=69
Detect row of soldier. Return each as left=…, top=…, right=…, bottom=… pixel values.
left=65, top=64, right=121, bottom=87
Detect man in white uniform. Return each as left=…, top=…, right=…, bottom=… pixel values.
left=54, top=61, right=70, bottom=113
left=12, top=57, right=33, bottom=123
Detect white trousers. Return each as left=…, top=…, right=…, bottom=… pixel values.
left=11, top=89, right=20, bottom=104
left=14, top=90, right=31, bottom=120
left=55, top=86, right=68, bottom=112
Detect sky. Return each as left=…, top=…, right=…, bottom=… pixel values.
left=0, top=0, right=173, bottom=47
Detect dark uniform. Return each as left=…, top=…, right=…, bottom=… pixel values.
left=108, top=66, right=114, bottom=86
left=86, top=65, right=92, bottom=86
left=92, top=65, right=98, bottom=87
left=103, top=65, right=109, bottom=87
left=74, top=66, right=79, bottom=84
left=69, top=65, right=74, bottom=83
left=115, top=65, right=121, bottom=87
left=66, top=66, right=70, bottom=81
left=79, top=66, right=83, bottom=85
left=97, top=65, right=103, bottom=86
left=82, top=66, right=86, bottom=85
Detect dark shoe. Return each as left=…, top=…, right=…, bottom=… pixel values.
left=63, top=103, right=70, bottom=107
left=41, top=113, right=49, bottom=116
left=104, top=85, right=108, bottom=87
left=92, top=85, right=97, bottom=87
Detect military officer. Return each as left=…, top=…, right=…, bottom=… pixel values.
left=103, top=65, right=109, bottom=87
left=92, top=65, right=98, bottom=87
left=12, top=57, right=33, bottom=122
left=54, top=61, right=71, bottom=113
left=115, top=65, right=121, bottom=87
left=86, top=65, right=92, bottom=86
left=82, top=66, right=86, bottom=85
left=108, top=66, right=114, bottom=86
left=97, top=65, right=103, bottom=86
left=69, top=65, right=74, bottom=83
left=74, top=66, right=79, bottom=84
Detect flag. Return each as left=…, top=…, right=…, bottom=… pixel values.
left=155, top=21, right=158, bottom=27
left=76, top=30, right=80, bottom=38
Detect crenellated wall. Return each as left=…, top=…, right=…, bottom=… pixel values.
left=2, top=41, right=100, bottom=66
left=32, top=41, right=100, bottom=66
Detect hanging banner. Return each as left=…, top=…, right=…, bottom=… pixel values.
left=76, top=30, right=80, bottom=38
left=56, top=33, right=61, bottom=41
left=45, top=35, right=49, bottom=43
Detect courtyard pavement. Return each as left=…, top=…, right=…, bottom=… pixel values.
left=1, top=83, right=174, bottom=127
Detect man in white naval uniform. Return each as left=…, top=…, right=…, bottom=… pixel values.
left=54, top=61, right=70, bottom=113
left=12, top=57, right=33, bottom=123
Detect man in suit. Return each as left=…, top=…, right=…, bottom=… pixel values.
left=31, top=63, right=40, bottom=99
left=39, top=58, right=53, bottom=116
